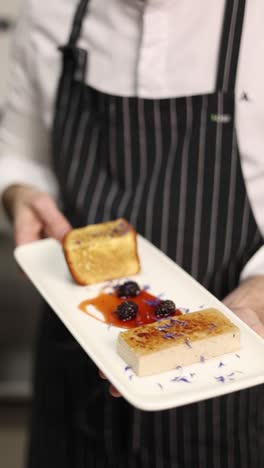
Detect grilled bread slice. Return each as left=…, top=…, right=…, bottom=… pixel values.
left=117, top=308, right=240, bottom=376
left=63, top=218, right=140, bottom=285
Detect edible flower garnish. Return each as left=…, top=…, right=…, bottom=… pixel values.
left=156, top=323, right=174, bottom=330
left=163, top=332, right=177, bottom=340
left=185, top=338, right=192, bottom=348
left=200, top=355, right=206, bottom=363
left=143, top=299, right=161, bottom=307
left=171, top=376, right=191, bottom=383
left=162, top=332, right=185, bottom=340
left=124, top=366, right=132, bottom=372
left=170, top=318, right=188, bottom=327
left=215, top=372, right=236, bottom=383
left=218, top=361, right=225, bottom=368
left=179, top=307, right=190, bottom=313
left=215, top=376, right=225, bottom=383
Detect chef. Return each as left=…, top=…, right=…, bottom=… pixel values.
left=1, top=0, right=264, bottom=467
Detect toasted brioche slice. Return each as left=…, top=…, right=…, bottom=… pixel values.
left=63, top=218, right=140, bottom=285
left=117, top=308, right=240, bottom=376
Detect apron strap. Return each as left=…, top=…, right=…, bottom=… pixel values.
left=216, top=0, right=246, bottom=93
left=68, top=0, right=90, bottom=47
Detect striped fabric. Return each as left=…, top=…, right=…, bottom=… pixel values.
left=28, top=0, right=264, bottom=467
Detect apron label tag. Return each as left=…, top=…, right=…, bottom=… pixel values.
left=210, top=113, right=232, bottom=123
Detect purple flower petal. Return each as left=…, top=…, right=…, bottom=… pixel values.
left=218, top=361, right=225, bottom=368
left=124, top=366, right=131, bottom=372
left=179, top=307, right=190, bottom=314
left=185, top=338, right=192, bottom=349
left=210, top=322, right=217, bottom=328
left=200, top=355, right=206, bottom=363
left=215, top=376, right=225, bottom=383
left=171, top=377, right=180, bottom=382
left=178, top=377, right=191, bottom=383
left=171, top=376, right=191, bottom=383
left=170, top=318, right=187, bottom=327
left=143, top=299, right=161, bottom=307
left=156, top=324, right=173, bottom=331
left=163, top=333, right=176, bottom=340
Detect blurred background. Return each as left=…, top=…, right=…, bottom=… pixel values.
left=0, top=1, right=41, bottom=467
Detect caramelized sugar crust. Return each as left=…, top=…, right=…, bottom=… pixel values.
left=119, top=309, right=239, bottom=355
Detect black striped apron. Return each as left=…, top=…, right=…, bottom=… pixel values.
left=28, top=1, right=264, bottom=467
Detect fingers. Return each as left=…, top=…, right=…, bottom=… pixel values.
left=31, top=195, right=72, bottom=242
left=98, top=370, right=122, bottom=398
left=109, top=384, right=121, bottom=398
left=14, top=206, right=43, bottom=246
left=230, top=306, right=264, bottom=339
left=98, top=370, right=107, bottom=380
left=4, top=185, right=71, bottom=245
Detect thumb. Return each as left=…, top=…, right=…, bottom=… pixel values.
left=31, top=195, right=72, bottom=242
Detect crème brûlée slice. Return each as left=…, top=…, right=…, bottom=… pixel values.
left=117, top=308, right=240, bottom=376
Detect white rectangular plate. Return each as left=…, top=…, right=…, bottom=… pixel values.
left=14, top=236, right=264, bottom=411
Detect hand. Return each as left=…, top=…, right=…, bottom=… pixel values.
left=223, top=276, right=264, bottom=338
left=98, top=370, right=121, bottom=398
left=3, top=184, right=71, bottom=246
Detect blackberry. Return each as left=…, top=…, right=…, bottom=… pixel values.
left=115, top=301, right=138, bottom=321
left=155, top=300, right=176, bottom=318
left=116, top=281, right=141, bottom=298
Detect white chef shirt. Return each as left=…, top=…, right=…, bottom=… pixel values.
left=0, top=0, right=264, bottom=278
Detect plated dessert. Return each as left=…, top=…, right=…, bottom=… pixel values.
left=64, top=219, right=241, bottom=378
left=16, top=233, right=262, bottom=411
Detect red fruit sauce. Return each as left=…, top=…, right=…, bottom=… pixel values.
left=79, top=290, right=182, bottom=329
